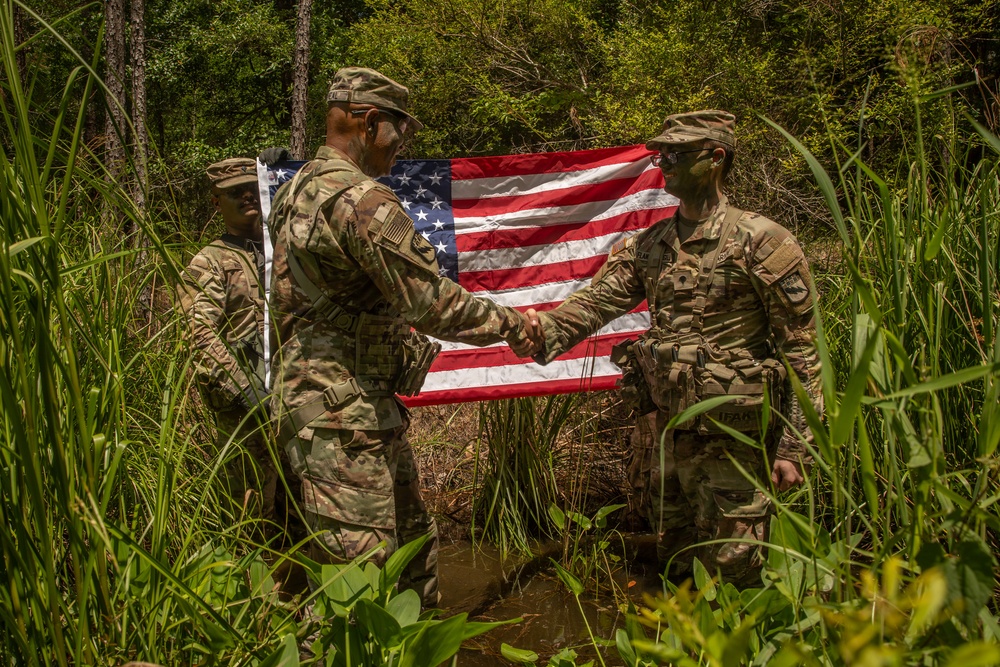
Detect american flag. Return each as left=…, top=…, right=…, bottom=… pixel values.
left=258, top=145, right=677, bottom=406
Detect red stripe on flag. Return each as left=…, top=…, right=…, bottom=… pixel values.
left=429, top=331, right=638, bottom=372
left=451, top=145, right=652, bottom=180
left=453, top=171, right=664, bottom=218
left=458, top=256, right=607, bottom=292
left=454, top=207, right=674, bottom=252
left=402, top=375, right=620, bottom=407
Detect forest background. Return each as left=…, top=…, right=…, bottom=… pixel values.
left=6, top=0, right=1000, bottom=665
left=21, top=0, right=1000, bottom=235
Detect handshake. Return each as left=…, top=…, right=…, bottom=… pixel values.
left=506, top=307, right=546, bottom=359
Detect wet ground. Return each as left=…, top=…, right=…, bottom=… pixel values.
left=436, top=535, right=667, bottom=666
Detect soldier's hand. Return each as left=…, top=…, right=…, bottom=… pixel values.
left=507, top=309, right=545, bottom=357
left=258, top=146, right=291, bottom=165
left=771, top=458, right=805, bottom=491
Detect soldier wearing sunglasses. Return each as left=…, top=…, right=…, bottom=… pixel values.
left=526, top=110, right=823, bottom=586
left=267, top=67, right=542, bottom=611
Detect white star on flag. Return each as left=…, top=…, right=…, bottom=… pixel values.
left=396, top=173, right=412, bottom=186
left=430, top=197, right=443, bottom=209
left=421, top=231, right=431, bottom=241
left=433, top=220, right=445, bottom=230
left=400, top=197, right=412, bottom=210
left=414, top=186, right=428, bottom=198
left=415, top=210, right=429, bottom=221
left=434, top=241, right=447, bottom=254
left=428, top=173, right=443, bottom=185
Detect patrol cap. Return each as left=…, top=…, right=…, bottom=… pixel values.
left=206, top=157, right=257, bottom=190
left=326, top=66, right=424, bottom=131
left=645, top=110, right=736, bottom=150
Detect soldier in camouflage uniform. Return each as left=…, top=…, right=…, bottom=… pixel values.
left=178, top=158, right=279, bottom=523
left=268, top=67, right=540, bottom=606
left=527, top=111, right=823, bottom=585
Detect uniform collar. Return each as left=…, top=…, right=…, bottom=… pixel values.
left=220, top=233, right=262, bottom=253
left=315, top=145, right=363, bottom=173
left=672, top=194, right=731, bottom=244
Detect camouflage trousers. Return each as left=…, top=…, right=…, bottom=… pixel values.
left=215, top=408, right=285, bottom=526
left=283, top=416, right=439, bottom=608
left=627, top=411, right=771, bottom=586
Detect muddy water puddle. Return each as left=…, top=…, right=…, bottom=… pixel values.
left=437, top=536, right=667, bottom=666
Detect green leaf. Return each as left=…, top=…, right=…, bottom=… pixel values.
left=943, top=642, right=1000, bottom=667
left=381, top=533, right=431, bottom=594
left=462, top=617, right=521, bottom=641
left=548, top=503, right=566, bottom=531
left=615, top=628, right=637, bottom=666
left=862, top=363, right=1000, bottom=406
left=256, top=633, right=300, bottom=667
left=7, top=236, right=45, bottom=256
left=501, top=642, right=540, bottom=664
left=386, top=588, right=422, bottom=627
left=692, top=558, right=717, bottom=601
left=593, top=503, right=627, bottom=527
left=954, top=535, right=997, bottom=629
left=566, top=510, right=593, bottom=531
left=551, top=561, right=584, bottom=596
left=400, top=613, right=468, bottom=667
left=356, top=598, right=403, bottom=648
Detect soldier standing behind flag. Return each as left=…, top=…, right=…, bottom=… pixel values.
left=527, top=110, right=823, bottom=586
left=178, top=158, right=280, bottom=525
left=268, top=66, right=541, bottom=607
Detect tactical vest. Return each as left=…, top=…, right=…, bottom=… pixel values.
left=273, top=159, right=440, bottom=440
left=614, top=205, right=786, bottom=434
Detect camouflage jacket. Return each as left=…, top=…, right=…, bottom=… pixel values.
left=178, top=234, right=266, bottom=413
left=538, top=196, right=823, bottom=460
left=269, top=145, right=526, bottom=432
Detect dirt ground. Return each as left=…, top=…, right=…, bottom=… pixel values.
left=406, top=391, right=646, bottom=543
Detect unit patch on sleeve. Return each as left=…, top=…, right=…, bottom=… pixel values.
left=411, top=232, right=437, bottom=264
left=778, top=270, right=811, bottom=305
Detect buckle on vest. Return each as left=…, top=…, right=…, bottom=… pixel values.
left=332, top=311, right=358, bottom=332
left=324, top=377, right=363, bottom=408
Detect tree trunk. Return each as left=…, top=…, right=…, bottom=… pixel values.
left=290, top=0, right=312, bottom=160
left=104, top=0, right=127, bottom=180
left=130, top=0, right=148, bottom=212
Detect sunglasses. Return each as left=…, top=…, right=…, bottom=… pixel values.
left=351, top=106, right=413, bottom=136
left=221, top=184, right=259, bottom=199
left=649, top=149, right=706, bottom=167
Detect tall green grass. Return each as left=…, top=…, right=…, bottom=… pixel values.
left=471, top=395, right=577, bottom=557
left=612, top=98, right=1000, bottom=665
left=0, top=3, right=301, bottom=663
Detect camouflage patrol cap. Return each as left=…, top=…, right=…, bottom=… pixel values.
left=327, top=66, right=424, bottom=131
left=645, top=110, right=736, bottom=150
left=206, top=158, right=257, bottom=190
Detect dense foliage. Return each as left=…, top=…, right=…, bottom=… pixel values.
left=4, top=0, right=1000, bottom=665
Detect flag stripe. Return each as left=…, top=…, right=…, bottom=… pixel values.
left=453, top=207, right=669, bottom=253
left=451, top=188, right=676, bottom=232
left=435, top=309, right=650, bottom=353
left=459, top=256, right=607, bottom=293
left=453, top=158, right=653, bottom=200
left=450, top=144, right=653, bottom=179
left=453, top=170, right=663, bottom=217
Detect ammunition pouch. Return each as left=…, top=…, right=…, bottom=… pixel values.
left=610, top=338, right=655, bottom=415
left=634, top=338, right=786, bottom=434
left=354, top=313, right=410, bottom=381
left=396, top=331, right=442, bottom=396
